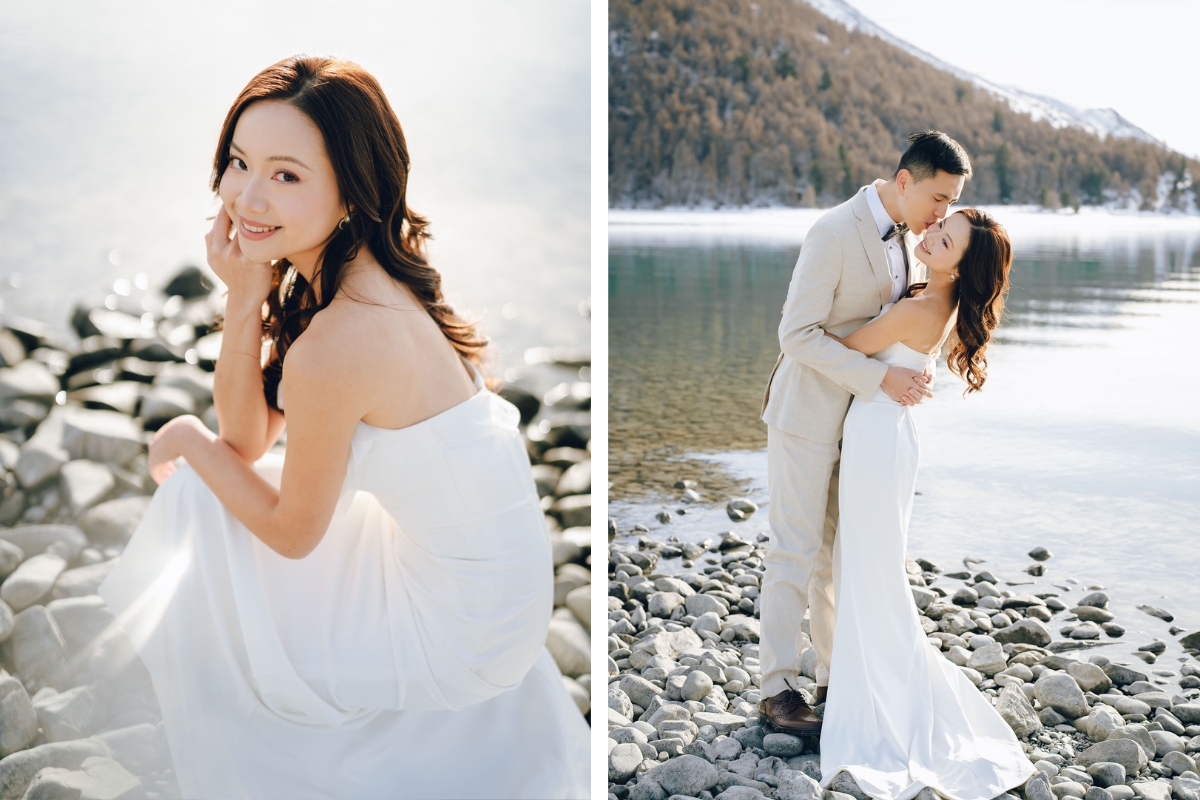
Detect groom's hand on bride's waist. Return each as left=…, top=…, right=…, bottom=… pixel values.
left=881, top=366, right=934, bottom=406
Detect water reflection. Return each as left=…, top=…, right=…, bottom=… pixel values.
left=609, top=229, right=1200, bottom=500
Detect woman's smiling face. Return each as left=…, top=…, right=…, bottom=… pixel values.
left=218, top=100, right=346, bottom=267
left=915, top=210, right=971, bottom=276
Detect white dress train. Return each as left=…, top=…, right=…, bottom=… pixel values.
left=819, top=305, right=1036, bottom=800
left=97, top=357, right=590, bottom=799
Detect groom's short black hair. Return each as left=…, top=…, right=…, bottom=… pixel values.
left=894, top=131, right=972, bottom=182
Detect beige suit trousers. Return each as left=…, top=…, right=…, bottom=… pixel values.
left=760, top=423, right=840, bottom=695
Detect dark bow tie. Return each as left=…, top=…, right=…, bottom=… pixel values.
left=883, top=222, right=908, bottom=242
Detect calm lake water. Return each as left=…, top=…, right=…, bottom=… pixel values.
left=610, top=208, right=1200, bottom=685
left=0, top=1, right=589, bottom=372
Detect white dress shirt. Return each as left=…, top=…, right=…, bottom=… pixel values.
left=863, top=182, right=908, bottom=304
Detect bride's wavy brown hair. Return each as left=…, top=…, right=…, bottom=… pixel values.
left=211, top=55, right=488, bottom=410
left=907, top=208, right=1012, bottom=393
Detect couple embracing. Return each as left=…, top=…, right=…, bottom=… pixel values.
left=758, top=131, right=1038, bottom=800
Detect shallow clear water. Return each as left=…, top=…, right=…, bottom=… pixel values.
left=0, top=1, right=589, bottom=369
left=610, top=212, right=1200, bottom=682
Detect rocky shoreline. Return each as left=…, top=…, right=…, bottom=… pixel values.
left=607, top=494, right=1200, bottom=800
left=0, top=265, right=592, bottom=799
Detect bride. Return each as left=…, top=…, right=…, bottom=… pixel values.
left=97, top=55, right=589, bottom=799
left=818, top=208, right=1036, bottom=800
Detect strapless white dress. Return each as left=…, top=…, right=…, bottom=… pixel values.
left=819, top=304, right=1035, bottom=800
left=97, top=358, right=589, bottom=799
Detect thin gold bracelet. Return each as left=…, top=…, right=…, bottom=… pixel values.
left=221, top=350, right=263, bottom=361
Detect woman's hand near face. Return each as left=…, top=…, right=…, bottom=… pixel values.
left=205, top=206, right=275, bottom=311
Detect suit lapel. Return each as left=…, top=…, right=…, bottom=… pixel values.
left=851, top=191, right=893, bottom=306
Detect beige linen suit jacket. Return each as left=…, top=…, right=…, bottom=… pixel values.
left=760, top=187, right=921, bottom=443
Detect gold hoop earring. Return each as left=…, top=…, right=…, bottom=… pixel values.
left=338, top=212, right=350, bottom=231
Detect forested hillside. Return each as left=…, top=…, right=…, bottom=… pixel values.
left=609, top=0, right=1198, bottom=209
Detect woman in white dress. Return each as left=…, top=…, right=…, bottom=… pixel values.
left=817, top=208, right=1036, bottom=800
left=96, top=55, right=589, bottom=799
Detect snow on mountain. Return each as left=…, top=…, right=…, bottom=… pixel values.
left=799, top=0, right=1163, bottom=146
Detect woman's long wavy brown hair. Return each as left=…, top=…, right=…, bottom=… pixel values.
left=211, top=55, right=488, bottom=410
left=907, top=208, right=1012, bottom=393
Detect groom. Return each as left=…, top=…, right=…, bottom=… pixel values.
left=757, top=131, right=973, bottom=734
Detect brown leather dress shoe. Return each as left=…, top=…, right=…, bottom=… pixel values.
left=758, top=683, right=822, bottom=734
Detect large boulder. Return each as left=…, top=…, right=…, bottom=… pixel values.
left=76, top=496, right=151, bottom=546
left=992, top=618, right=1052, bottom=647
left=996, top=683, right=1042, bottom=737
left=1034, top=672, right=1089, bottom=719
left=19, top=755, right=139, bottom=800
left=1075, top=738, right=1148, bottom=773
left=645, top=754, right=719, bottom=796
left=0, top=738, right=110, bottom=800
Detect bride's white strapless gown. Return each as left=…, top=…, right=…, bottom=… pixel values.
left=97, top=358, right=589, bottom=799
left=819, top=305, right=1035, bottom=800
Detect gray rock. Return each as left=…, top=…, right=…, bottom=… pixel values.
left=687, top=594, right=729, bottom=619
left=1084, top=788, right=1112, bottom=800
left=1172, top=704, right=1200, bottom=724
left=1068, top=661, right=1113, bottom=693
left=1100, top=695, right=1152, bottom=717
left=551, top=495, right=590, bottom=529
left=610, top=686, right=634, bottom=719
left=0, top=542, right=24, bottom=581
left=683, top=671, right=715, bottom=703
left=1103, top=663, right=1149, bottom=687
left=620, top=675, right=664, bottom=710
left=1129, top=782, right=1171, bottom=800
left=1160, top=750, right=1197, bottom=776
left=966, top=643, right=1008, bottom=676
left=830, top=771, right=870, bottom=800
left=0, top=554, right=67, bottom=612
left=1171, top=774, right=1200, bottom=800
left=911, top=586, right=936, bottom=611
left=566, top=584, right=589, bottom=629
left=76, top=494, right=150, bottom=551
left=1075, top=738, right=1149, bottom=773
left=645, top=754, right=720, bottom=796
left=1024, top=773, right=1055, bottom=800
left=546, top=616, right=589, bottom=677
left=0, top=738, right=110, bottom=800
left=14, top=435, right=69, bottom=492
left=1072, top=606, right=1115, bottom=623
left=61, top=409, right=143, bottom=466
left=0, top=361, right=57, bottom=404
left=1149, top=729, right=1185, bottom=758
left=1085, top=705, right=1126, bottom=741
left=0, top=526, right=87, bottom=564
left=690, top=711, right=747, bottom=735
left=20, top=755, right=140, bottom=800
left=9, top=605, right=71, bottom=694
left=33, top=685, right=105, bottom=742
left=715, top=787, right=765, bottom=800
left=649, top=592, right=685, bottom=619
left=1106, top=726, right=1155, bottom=763
left=609, top=741, right=644, bottom=783
left=151, top=362, right=213, bottom=405
left=762, top=732, right=804, bottom=757
left=59, top=460, right=115, bottom=515
left=50, top=560, right=116, bottom=601
left=1034, top=672, right=1090, bottom=718
left=610, top=727, right=647, bottom=746
left=139, top=384, right=196, bottom=427
left=775, top=769, right=822, bottom=800
left=996, top=683, right=1042, bottom=737
left=1029, top=546, right=1053, bottom=561
left=1086, top=762, right=1125, bottom=788
left=993, top=618, right=1052, bottom=647
left=629, top=778, right=667, bottom=800
left=0, top=676, right=38, bottom=756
